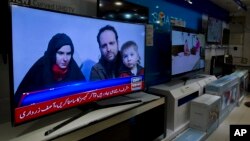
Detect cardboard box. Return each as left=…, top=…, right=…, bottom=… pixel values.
left=190, top=94, right=220, bottom=132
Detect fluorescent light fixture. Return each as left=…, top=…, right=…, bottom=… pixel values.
left=114, top=1, right=123, bottom=6
left=185, top=0, right=192, bottom=4
left=140, top=16, right=146, bottom=19
left=124, top=13, right=132, bottom=19
left=233, top=0, right=247, bottom=11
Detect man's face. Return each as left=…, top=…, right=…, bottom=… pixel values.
left=99, top=30, right=118, bottom=62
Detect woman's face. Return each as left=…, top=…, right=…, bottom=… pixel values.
left=56, top=45, right=72, bottom=69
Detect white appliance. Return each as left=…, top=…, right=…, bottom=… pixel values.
left=148, top=80, right=201, bottom=140
left=186, top=74, right=217, bottom=95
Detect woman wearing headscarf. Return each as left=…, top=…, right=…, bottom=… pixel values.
left=15, top=33, right=85, bottom=107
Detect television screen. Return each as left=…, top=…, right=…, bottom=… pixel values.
left=197, top=33, right=206, bottom=69
left=145, top=31, right=172, bottom=87
left=10, top=4, right=145, bottom=125
left=210, top=55, right=224, bottom=77
left=171, top=29, right=204, bottom=76
left=97, top=0, right=149, bottom=24
left=222, top=28, right=230, bottom=45
left=207, top=17, right=222, bottom=43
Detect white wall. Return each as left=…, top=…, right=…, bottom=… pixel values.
left=205, top=14, right=250, bottom=74
left=243, top=11, right=250, bottom=66
left=228, top=17, right=245, bottom=65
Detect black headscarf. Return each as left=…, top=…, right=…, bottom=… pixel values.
left=15, top=33, right=85, bottom=107
left=45, top=33, right=74, bottom=66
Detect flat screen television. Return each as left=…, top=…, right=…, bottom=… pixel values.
left=97, top=0, right=149, bottom=24
left=207, top=17, right=222, bottom=43
left=9, top=4, right=145, bottom=125
left=222, top=28, right=230, bottom=45
left=144, top=31, right=172, bottom=87
left=210, top=55, right=224, bottom=77
left=97, top=0, right=171, bottom=90
left=171, top=28, right=205, bottom=76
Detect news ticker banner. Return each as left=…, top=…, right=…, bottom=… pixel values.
left=15, top=77, right=144, bottom=124
left=230, top=125, right=250, bottom=141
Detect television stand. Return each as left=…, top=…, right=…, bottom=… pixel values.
left=180, top=76, right=190, bottom=85
left=191, top=74, right=208, bottom=79
left=6, top=92, right=165, bottom=141
left=180, top=74, right=212, bottom=85
left=44, top=96, right=142, bottom=136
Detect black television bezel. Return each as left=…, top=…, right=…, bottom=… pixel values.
left=8, top=2, right=15, bottom=127
left=1, top=0, right=10, bottom=64
left=97, top=0, right=149, bottom=24
left=9, top=3, right=146, bottom=126
left=171, top=26, right=205, bottom=78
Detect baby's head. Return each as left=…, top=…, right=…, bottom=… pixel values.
left=120, top=41, right=140, bottom=69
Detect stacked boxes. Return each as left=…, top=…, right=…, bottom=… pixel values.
left=230, top=70, right=249, bottom=104
left=205, top=75, right=239, bottom=122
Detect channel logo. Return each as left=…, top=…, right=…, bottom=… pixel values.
left=230, top=125, right=250, bottom=141
left=131, top=77, right=142, bottom=91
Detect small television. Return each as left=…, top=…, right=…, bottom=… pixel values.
left=97, top=0, right=149, bottom=24
left=171, top=28, right=205, bottom=76
left=210, top=55, right=225, bottom=77
left=9, top=4, right=145, bottom=125
left=222, top=28, right=230, bottom=45
left=207, top=17, right=222, bottom=43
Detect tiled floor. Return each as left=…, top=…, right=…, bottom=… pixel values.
left=205, top=92, right=250, bottom=141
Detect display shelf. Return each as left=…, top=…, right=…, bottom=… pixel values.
left=0, top=92, right=165, bottom=141
left=172, top=128, right=206, bottom=141
left=185, top=74, right=217, bottom=95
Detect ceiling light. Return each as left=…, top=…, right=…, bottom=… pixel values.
left=185, top=0, right=192, bottom=4
left=114, top=1, right=123, bottom=6
left=123, top=13, right=132, bottom=19
left=233, top=0, right=247, bottom=11
left=140, top=16, right=146, bottom=20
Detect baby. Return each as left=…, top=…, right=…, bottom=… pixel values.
left=119, top=41, right=144, bottom=77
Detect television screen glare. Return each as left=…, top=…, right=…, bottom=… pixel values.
left=97, top=0, right=149, bottom=24
left=171, top=30, right=204, bottom=76
left=207, top=17, right=222, bottom=43
left=10, top=4, right=145, bottom=125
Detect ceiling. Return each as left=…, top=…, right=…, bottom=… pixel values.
left=209, top=0, right=250, bottom=16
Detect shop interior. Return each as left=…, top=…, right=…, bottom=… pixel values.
left=1, top=0, right=250, bottom=141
